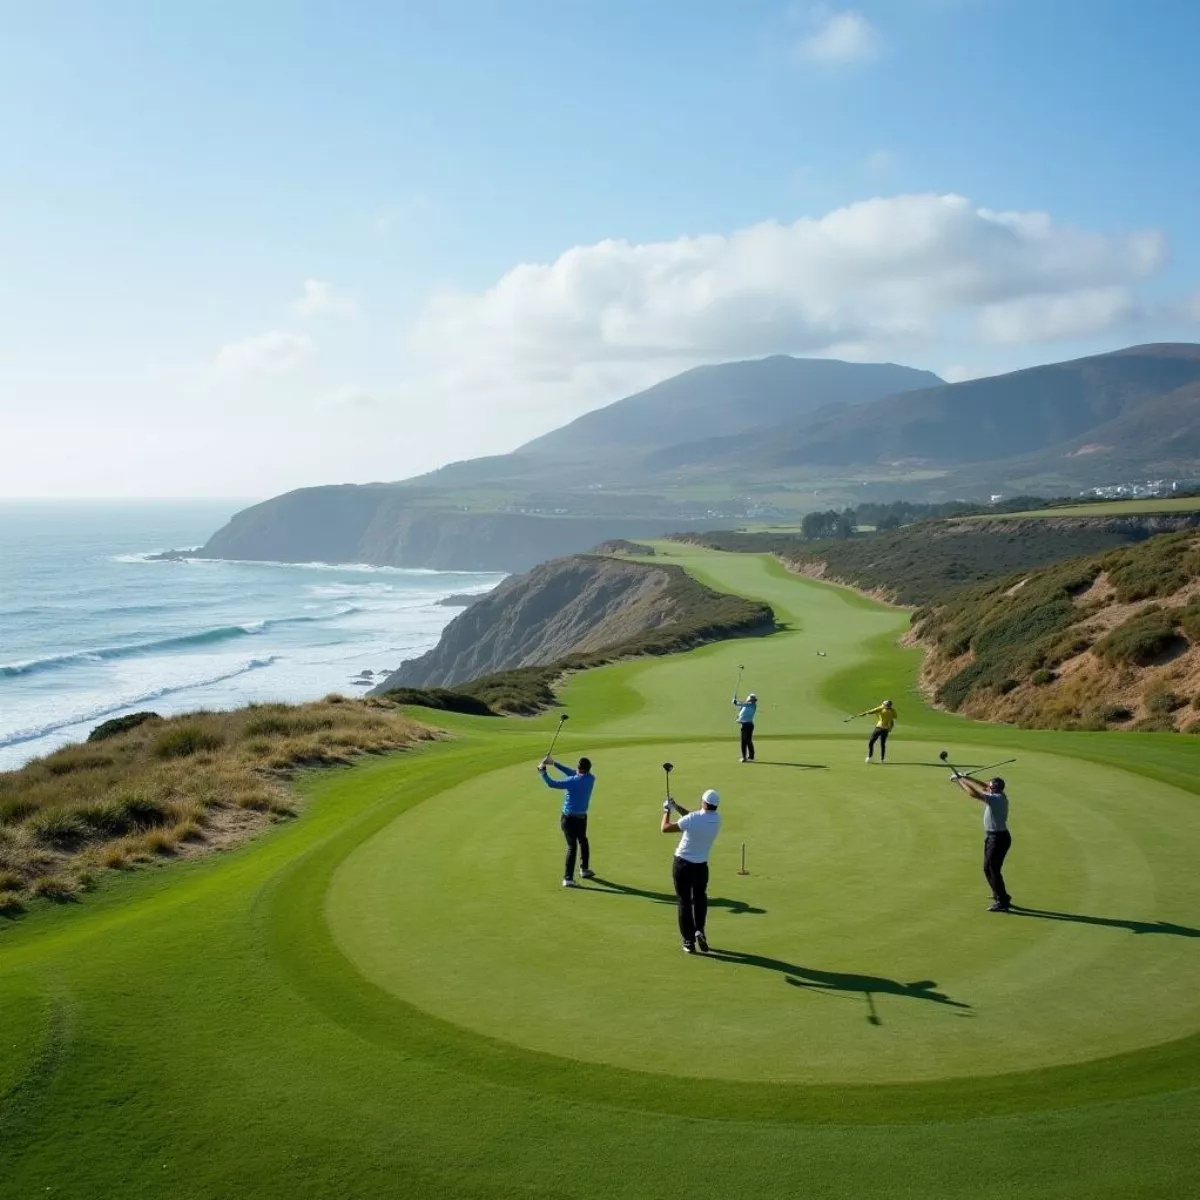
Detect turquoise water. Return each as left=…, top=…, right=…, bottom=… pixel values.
left=0, top=502, right=502, bottom=770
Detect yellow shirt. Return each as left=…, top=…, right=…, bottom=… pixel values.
left=867, top=706, right=897, bottom=730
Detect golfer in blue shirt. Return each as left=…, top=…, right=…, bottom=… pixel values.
left=733, top=693, right=757, bottom=762
left=539, top=756, right=596, bottom=887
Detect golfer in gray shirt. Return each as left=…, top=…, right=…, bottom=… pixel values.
left=952, top=774, right=1013, bottom=912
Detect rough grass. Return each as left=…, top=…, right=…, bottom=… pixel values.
left=0, top=698, right=429, bottom=904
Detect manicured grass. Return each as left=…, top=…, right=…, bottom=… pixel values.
left=3, top=545, right=1200, bottom=1198
left=970, top=496, right=1200, bottom=518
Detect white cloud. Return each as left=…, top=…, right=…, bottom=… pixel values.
left=292, top=279, right=358, bottom=318
left=941, top=363, right=999, bottom=383
left=413, top=194, right=1164, bottom=400
left=314, top=385, right=376, bottom=413
left=977, top=286, right=1140, bottom=344
left=793, top=7, right=881, bottom=63
left=1178, top=292, right=1200, bottom=323
left=214, top=331, right=312, bottom=376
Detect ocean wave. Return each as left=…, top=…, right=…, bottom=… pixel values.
left=0, top=657, right=279, bottom=750
left=0, top=607, right=358, bottom=679
left=121, top=552, right=505, bottom=578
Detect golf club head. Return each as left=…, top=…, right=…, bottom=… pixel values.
left=938, top=750, right=948, bottom=762
left=662, top=761, right=674, bottom=773
left=559, top=713, right=569, bottom=723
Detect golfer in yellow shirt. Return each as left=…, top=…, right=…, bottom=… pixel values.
left=858, top=700, right=897, bottom=763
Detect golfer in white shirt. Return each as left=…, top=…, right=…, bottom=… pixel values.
left=661, top=788, right=722, bottom=954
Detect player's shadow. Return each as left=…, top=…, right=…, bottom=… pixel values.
left=752, top=761, right=828, bottom=770
left=1008, top=906, right=1200, bottom=937
left=705, top=948, right=970, bottom=1025
left=582, top=877, right=766, bottom=916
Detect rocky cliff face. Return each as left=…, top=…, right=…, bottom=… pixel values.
left=373, top=555, right=684, bottom=689
left=196, top=485, right=705, bottom=571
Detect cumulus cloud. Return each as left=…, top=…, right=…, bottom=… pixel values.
left=977, top=286, right=1141, bottom=344
left=214, top=331, right=312, bottom=376
left=293, top=279, right=358, bottom=318
left=793, top=7, right=880, bottom=63
left=413, top=194, right=1164, bottom=395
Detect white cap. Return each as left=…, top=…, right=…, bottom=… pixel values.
left=701, top=789, right=720, bottom=807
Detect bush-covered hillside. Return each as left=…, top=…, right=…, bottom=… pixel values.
left=0, top=698, right=429, bottom=911
left=912, top=531, right=1200, bottom=731
left=669, top=515, right=1193, bottom=605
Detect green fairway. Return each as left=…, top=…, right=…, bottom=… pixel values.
left=4, top=545, right=1200, bottom=1198
left=970, top=496, right=1200, bottom=518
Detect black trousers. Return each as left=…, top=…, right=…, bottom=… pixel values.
left=560, top=814, right=589, bottom=879
left=983, top=831, right=1012, bottom=905
left=867, top=727, right=889, bottom=760
left=672, top=856, right=709, bottom=944
left=739, top=721, right=755, bottom=761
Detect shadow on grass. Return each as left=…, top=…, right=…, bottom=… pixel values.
left=705, top=948, right=971, bottom=1026
left=1009, top=906, right=1200, bottom=938
left=752, top=761, right=829, bottom=770
left=582, top=876, right=766, bottom=916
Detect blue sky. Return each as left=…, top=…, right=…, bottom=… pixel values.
left=2, top=0, right=1198, bottom=497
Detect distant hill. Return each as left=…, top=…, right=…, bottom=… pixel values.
left=517, top=355, right=942, bottom=462
left=194, top=343, right=1200, bottom=570
left=655, top=344, right=1200, bottom=478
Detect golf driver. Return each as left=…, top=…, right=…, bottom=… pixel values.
left=734, top=664, right=745, bottom=697
left=939, top=749, right=1017, bottom=779
left=662, top=761, right=675, bottom=813
left=544, top=713, right=569, bottom=764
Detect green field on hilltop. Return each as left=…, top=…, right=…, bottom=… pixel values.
left=4, top=545, right=1200, bottom=1198
left=970, top=496, right=1200, bottom=519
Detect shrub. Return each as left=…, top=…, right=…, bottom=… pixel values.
left=996, top=678, right=1019, bottom=695
left=1097, top=704, right=1133, bottom=723
left=1093, top=609, right=1184, bottom=667
left=30, top=875, right=81, bottom=901
left=121, top=796, right=172, bottom=827
left=0, top=798, right=36, bottom=825
left=1146, top=690, right=1184, bottom=716
left=1030, top=669, right=1056, bottom=686
left=75, top=799, right=134, bottom=836
left=88, top=711, right=161, bottom=742
left=0, top=868, right=23, bottom=891
left=381, top=687, right=497, bottom=716
left=28, top=809, right=88, bottom=848
left=0, top=891, right=24, bottom=916
left=153, top=726, right=224, bottom=758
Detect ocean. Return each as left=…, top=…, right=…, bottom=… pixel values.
left=0, top=501, right=504, bottom=771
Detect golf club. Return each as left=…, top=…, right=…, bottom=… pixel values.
left=938, top=748, right=964, bottom=778
left=734, top=664, right=745, bottom=697
left=737, top=842, right=749, bottom=875
left=544, top=713, right=569, bottom=764
left=939, top=749, right=1017, bottom=779
left=662, top=761, right=674, bottom=813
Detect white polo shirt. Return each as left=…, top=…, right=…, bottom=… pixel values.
left=676, top=809, right=721, bottom=863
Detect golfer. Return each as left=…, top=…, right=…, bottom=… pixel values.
left=857, top=699, right=897, bottom=763
left=732, top=692, right=757, bottom=762
left=951, top=774, right=1013, bottom=911
left=539, top=756, right=596, bottom=888
left=661, top=788, right=722, bottom=953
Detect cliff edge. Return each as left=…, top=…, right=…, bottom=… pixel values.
left=373, top=553, right=774, bottom=692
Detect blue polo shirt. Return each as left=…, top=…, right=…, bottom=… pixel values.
left=541, top=761, right=595, bottom=815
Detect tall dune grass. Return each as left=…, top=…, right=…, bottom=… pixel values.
left=0, top=697, right=430, bottom=910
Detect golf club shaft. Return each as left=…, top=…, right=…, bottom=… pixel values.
left=965, top=757, right=1016, bottom=778
left=545, top=716, right=567, bottom=761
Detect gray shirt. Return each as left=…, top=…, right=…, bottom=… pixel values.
left=982, top=791, right=1009, bottom=833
